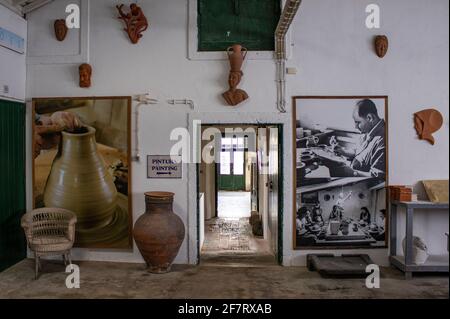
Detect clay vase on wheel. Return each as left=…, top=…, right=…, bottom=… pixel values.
left=43, top=126, right=117, bottom=230
left=133, top=192, right=185, bottom=274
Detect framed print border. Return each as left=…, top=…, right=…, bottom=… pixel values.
left=292, top=96, right=389, bottom=250
left=32, top=96, right=133, bottom=250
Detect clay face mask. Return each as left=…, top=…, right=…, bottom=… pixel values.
left=414, top=109, right=444, bottom=145
left=375, top=35, right=388, bottom=58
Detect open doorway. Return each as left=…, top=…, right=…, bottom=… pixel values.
left=198, top=125, right=282, bottom=266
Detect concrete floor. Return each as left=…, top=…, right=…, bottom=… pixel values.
left=0, top=256, right=448, bottom=299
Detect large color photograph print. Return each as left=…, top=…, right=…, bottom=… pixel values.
left=33, top=97, right=132, bottom=249
left=293, top=96, right=389, bottom=249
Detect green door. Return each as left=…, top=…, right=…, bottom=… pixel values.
left=218, top=137, right=246, bottom=191
left=0, top=100, right=27, bottom=272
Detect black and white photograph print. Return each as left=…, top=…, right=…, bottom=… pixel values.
left=294, top=97, right=388, bottom=185
left=293, top=96, right=389, bottom=249
left=295, top=178, right=387, bottom=249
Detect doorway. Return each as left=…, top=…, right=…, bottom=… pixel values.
left=198, top=124, right=283, bottom=266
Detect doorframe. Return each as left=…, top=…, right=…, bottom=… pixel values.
left=192, top=121, right=285, bottom=265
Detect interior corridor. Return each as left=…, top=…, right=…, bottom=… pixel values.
left=218, top=191, right=251, bottom=218
left=202, top=192, right=269, bottom=256
left=199, top=126, right=279, bottom=264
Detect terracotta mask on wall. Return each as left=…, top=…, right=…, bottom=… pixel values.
left=79, top=63, right=92, bottom=88
left=414, top=109, right=444, bottom=145
left=54, top=19, right=68, bottom=42
left=375, top=35, right=389, bottom=58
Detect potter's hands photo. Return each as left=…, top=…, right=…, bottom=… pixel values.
left=34, top=125, right=64, bottom=159
left=50, top=112, right=82, bottom=131
left=34, top=112, right=83, bottom=158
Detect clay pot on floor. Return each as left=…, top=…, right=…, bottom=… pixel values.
left=43, top=126, right=117, bottom=230
left=133, top=192, right=185, bottom=273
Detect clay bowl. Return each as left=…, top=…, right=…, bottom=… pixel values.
left=301, top=154, right=316, bottom=165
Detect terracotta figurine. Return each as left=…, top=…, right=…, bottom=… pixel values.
left=54, top=19, right=68, bottom=42
left=79, top=63, right=92, bottom=88
left=375, top=35, right=389, bottom=58
left=117, top=3, right=149, bottom=44
left=223, top=44, right=249, bottom=106
left=414, top=109, right=444, bottom=145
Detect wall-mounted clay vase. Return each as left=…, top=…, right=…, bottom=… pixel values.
left=375, top=35, right=389, bottom=58
left=116, top=3, right=149, bottom=44
left=227, top=44, right=247, bottom=73
left=54, top=19, right=68, bottom=41
left=414, top=109, right=444, bottom=145
left=133, top=192, right=185, bottom=274
left=79, top=63, right=92, bottom=88
left=222, top=44, right=249, bottom=106
left=43, top=126, right=118, bottom=230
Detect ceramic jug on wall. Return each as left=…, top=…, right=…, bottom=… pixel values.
left=43, top=127, right=118, bottom=230
left=227, top=44, right=247, bottom=72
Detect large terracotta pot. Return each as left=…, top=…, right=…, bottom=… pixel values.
left=43, top=126, right=117, bottom=230
left=133, top=192, right=185, bottom=274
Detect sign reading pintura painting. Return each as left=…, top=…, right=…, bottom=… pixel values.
left=147, top=155, right=182, bottom=179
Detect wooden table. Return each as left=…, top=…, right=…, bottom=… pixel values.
left=390, top=200, right=449, bottom=279
left=314, top=222, right=377, bottom=246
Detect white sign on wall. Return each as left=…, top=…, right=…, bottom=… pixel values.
left=147, top=155, right=182, bottom=179
left=0, top=27, right=24, bottom=54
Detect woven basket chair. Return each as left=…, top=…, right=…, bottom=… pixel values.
left=21, top=208, right=77, bottom=279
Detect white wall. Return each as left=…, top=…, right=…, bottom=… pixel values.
left=286, top=0, right=449, bottom=266
left=0, top=4, right=27, bottom=101
left=26, top=0, right=449, bottom=266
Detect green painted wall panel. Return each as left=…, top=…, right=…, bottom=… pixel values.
left=0, top=100, right=27, bottom=272
left=198, top=0, right=281, bottom=51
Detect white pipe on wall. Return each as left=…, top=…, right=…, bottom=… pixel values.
left=167, top=99, right=195, bottom=110
left=133, top=94, right=159, bottom=162
left=275, top=0, right=302, bottom=113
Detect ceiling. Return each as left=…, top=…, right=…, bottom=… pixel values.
left=0, top=0, right=53, bottom=16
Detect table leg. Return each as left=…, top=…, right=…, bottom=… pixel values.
left=405, top=208, right=414, bottom=266
left=390, top=203, right=397, bottom=256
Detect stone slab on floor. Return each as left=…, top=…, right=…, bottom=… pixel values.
left=0, top=259, right=448, bottom=299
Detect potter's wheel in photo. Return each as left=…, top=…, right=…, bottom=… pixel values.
left=75, top=193, right=131, bottom=249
